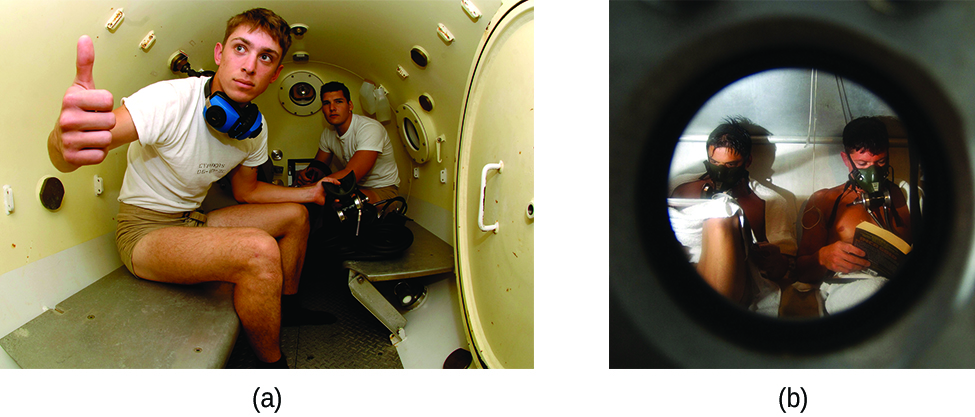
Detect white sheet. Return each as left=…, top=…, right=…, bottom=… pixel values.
left=667, top=192, right=782, bottom=317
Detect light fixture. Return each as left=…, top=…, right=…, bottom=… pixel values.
left=290, top=24, right=308, bottom=37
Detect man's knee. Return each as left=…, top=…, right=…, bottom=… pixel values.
left=234, top=229, right=284, bottom=273
left=283, top=202, right=310, bottom=229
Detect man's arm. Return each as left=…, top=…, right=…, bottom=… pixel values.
left=294, top=149, right=332, bottom=186
left=328, top=150, right=379, bottom=184
left=753, top=186, right=797, bottom=281
left=753, top=242, right=790, bottom=281
left=49, top=36, right=139, bottom=173
left=231, top=164, right=337, bottom=206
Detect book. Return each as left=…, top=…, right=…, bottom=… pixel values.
left=852, top=221, right=911, bottom=277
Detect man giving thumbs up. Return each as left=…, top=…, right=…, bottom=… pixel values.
left=45, top=9, right=340, bottom=369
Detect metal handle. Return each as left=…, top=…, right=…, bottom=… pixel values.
left=478, top=160, right=503, bottom=233
left=436, top=135, right=446, bottom=163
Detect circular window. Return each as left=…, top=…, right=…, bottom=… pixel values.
left=289, top=82, right=316, bottom=106
left=395, top=102, right=433, bottom=164
left=278, top=71, right=324, bottom=116
left=611, top=13, right=967, bottom=367
left=38, top=176, right=64, bottom=211
left=403, top=118, right=420, bottom=151
left=411, top=46, right=430, bottom=68
left=669, top=68, right=918, bottom=319
left=419, top=93, right=435, bottom=112
left=645, top=59, right=949, bottom=355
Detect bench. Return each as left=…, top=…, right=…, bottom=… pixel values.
left=344, top=221, right=454, bottom=345
left=0, top=267, right=239, bottom=368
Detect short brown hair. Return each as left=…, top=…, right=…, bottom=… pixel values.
left=224, top=8, right=292, bottom=63
left=843, top=116, right=889, bottom=155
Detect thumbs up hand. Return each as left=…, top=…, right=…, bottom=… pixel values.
left=52, top=35, right=116, bottom=170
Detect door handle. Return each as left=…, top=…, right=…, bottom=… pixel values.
left=478, top=160, right=503, bottom=233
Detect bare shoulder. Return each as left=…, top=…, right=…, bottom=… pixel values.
left=806, top=184, right=846, bottom=211
left=671, top=179, right=707, bottom=198
left=799, top=185, right=846, bottom=233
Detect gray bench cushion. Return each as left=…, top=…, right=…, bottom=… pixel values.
left=0, top=267, right=239, bottom=368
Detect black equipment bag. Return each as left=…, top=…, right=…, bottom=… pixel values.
left=313, top=171, right=414, bottom=260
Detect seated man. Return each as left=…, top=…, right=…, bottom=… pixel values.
left=294, top=82, right=400, bottom=204
left=671, top=118, right=796, bottom=312
left=795, top=116, right=912, bottom=314
left=47, top=9, right=337, bottom=368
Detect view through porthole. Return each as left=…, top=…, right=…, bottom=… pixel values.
left=667, top=68, right=922, bottom=320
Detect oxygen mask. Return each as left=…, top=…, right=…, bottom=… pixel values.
left=846, top=151, right=891, bottom=193
left=703, top=161, right=748, bottom=195
left=848, top=163, right=891, bottom=208
left=846, top=156, right=895, bottom=229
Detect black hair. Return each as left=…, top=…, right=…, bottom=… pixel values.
left=321, top=81, right=351, bottom=102
left=843, top=116, right=889, bottom=154
left=706, top=116, right=752, bottom=158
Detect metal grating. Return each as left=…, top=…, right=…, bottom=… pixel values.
left=225, top=258, right=402, bottom=369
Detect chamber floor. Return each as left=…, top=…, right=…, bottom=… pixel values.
left=224, top=255, right=403, bottom=369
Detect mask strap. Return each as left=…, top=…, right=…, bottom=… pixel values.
left=827, top=181, right=853, bottom=231
left=846, top=152, right=863, bottom=185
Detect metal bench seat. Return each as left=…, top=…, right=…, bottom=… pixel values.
left=0, top=267, right=239, bottom=368
left=344, top=221, right=454, bottom=345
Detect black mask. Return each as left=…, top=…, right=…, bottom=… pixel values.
left=703, top=161, right=748, bottom=193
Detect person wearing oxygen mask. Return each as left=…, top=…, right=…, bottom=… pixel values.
left=671, top=118, right=796, bottom=311
left=46, top=8, right=341, bottom=368
left=795, top=116, right=911, bottom=314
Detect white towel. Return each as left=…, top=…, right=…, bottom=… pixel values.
left=749, top=179, right=798, bottom=256
left=668, top=173, right=798, bottom=256
left=668, top=192, right=781, bottom=317
left=668, top=193, right=745, bottom=264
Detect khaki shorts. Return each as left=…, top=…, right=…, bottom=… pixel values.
left=115, top=202, right=208, bottom=274
left=362, top=185, right=399, bottom=203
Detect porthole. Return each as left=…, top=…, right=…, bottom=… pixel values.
left=289, top=82, right=316, bottom=106
left=38, top=176, right=64, bottom=211
left=404, top=119, right=420, bottom=150
left=411, top=46, right=430, bottom=68
left=647, top=58, right=947, bottom=356
left=611, top=10, right=965, bottom=367
left=419, top=93, right=435, bottom=112
left=669, top=68, right=917, bottom=320
left=278, top=71, right=324, bottom=116
left=395, top=102, right=434, bottom=164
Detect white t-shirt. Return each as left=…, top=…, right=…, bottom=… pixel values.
left=119, top=77, right=268, bottom=213
left=319, top=114, right=400, bottom=188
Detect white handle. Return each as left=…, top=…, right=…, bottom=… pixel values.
left=478, top=160, right=503, bottom=233
left=436, top=135, right=445, bottom=163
